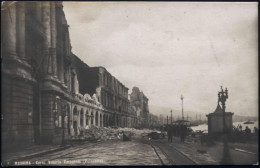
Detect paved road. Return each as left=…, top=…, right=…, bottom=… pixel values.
left=6, top=135, right=257, bottom=166
left=8, top=138, right=199, bottom=166
left=14, top=140, right=162, bottom=166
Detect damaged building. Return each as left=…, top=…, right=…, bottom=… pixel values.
left=1, top=1, right=136, bottom=150
left=129, top=87, right=150, bottom=128
left=149, top=113, right=160, bottom=128
left=73, top=58, right=137, bottom=128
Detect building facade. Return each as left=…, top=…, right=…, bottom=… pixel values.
left=149, top=113, right=160, bottom=128
left=127, top=102, right=138, bottom=128
left=1, top=1, right=105, bottom=150
left=74, top=63, right=136, bottom=128
left=129, top=87, right=150, bottom=128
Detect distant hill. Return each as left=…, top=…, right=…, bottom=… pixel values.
left=233, top=115, right=258, bottom=122
left=149, top=105, right=258, bottom=122
left=149, top=105, right=171, bottom=116
left=149, top=105, right=205, bottom=120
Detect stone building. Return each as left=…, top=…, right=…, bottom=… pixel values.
left=206, top=102, right=234, bottom=135
left=129, top=87, right=150, bottom=128
left=74, top=63, right=135, bottom=128
left=149, top=113, right=160, bottom=128
left=1, top=1, right=105, bottom=149
left=127, top=101, right=138, bottom=128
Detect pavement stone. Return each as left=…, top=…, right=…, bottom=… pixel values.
left=5, top=139, right=162, bottom=166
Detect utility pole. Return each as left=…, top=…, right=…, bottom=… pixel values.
left=199, top=114, right=201, bottom=124
left=170, top=110, right=172, bottom=125
left=167, top=116, right=168, bottom=126
left=181, top=95, right=184, bottom=120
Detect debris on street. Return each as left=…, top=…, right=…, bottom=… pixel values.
left=73, top=126, right=161, bottom=142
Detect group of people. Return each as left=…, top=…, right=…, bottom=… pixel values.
left=165, top=124, right=188, bottom=143
left=232, top=124, right=258, bottom=142
left=235, top=124, right=258, bottom=135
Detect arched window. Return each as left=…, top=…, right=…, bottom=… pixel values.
left=91, top=112, right=94, bottom=125
left=95, top=111, right=99, bottom=126
left=80, top=109, right=84, bottom=126
left=86, top=110, right=89, bottom=126
left=103, top=114, right=106, bottom=127
left=73, top=106, right=77, bottom=116
left=100, top=114, right=102, bottom=127
left=73, top=106, right=78, bottom=136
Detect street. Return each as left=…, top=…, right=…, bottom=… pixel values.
left=6, top=137, right=198, bottom=166
left=16, top=139, right=162, bottom=166
left=4, top=133, right=258, bottom=166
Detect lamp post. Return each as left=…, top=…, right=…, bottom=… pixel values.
left=181, top=95, right=184, bottom=120
left=219, top=86, right=233, bottom=165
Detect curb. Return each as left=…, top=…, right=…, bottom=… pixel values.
left=151, top=144, right=173, bottom=165
left=3, top=145, right=71, bottom=166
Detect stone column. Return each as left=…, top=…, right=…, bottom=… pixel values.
left=97, top=111, right=100, bottom=127
left=16, top=2, right=26, bottom=59
left=77, top=110, right=80, bottom=128
left=50, top=2, right=58, bottom=78
left=92, top=112, right=95, bottom=126
left=2, top=2, right=17, bottom=57
left=83, top=111, right=86, bottom=128
left=35, top=2, right=42, bottom=22
left=42, top=2, right=51, bottom=74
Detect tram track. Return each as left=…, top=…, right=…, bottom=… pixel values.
left=150, top=142, right=175, bottom=165
left=141, top=138, right=197, bottom=165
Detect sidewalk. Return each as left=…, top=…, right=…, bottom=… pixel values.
left=2, top=144, right=71, bottom=165
left=165, top=135, right=258, bottom=165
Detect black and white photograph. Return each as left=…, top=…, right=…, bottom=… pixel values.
left=1, top=1, right=258, bottom=166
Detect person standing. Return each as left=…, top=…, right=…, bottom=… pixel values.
left=168, top=125, right=172, bottom=142
left=183, top=125, right=187, bottom=142
left=180, top=125, right=187, bottom=143
left=166, top=125, right=170, bottom=142
left=180, top=125, right=184, bottom=142
left=245, top=126, right=251, bottom=141
left=170, top=125, right=174, bottom=142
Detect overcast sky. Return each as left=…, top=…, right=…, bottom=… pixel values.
left=63, top=2, right=258, bottom=117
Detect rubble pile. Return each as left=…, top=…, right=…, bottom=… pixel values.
left=83, top=126, right=122, bottom=142
left=118, top=128, right=155, bottom=137
left=81, top=126, right=157, bottom=142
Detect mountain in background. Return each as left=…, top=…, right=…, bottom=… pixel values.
left=149, top=105, right=207, bottom=120
left=233, top=115, right=258, bottom=122
left=149, top=105, right=258, bottom=122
